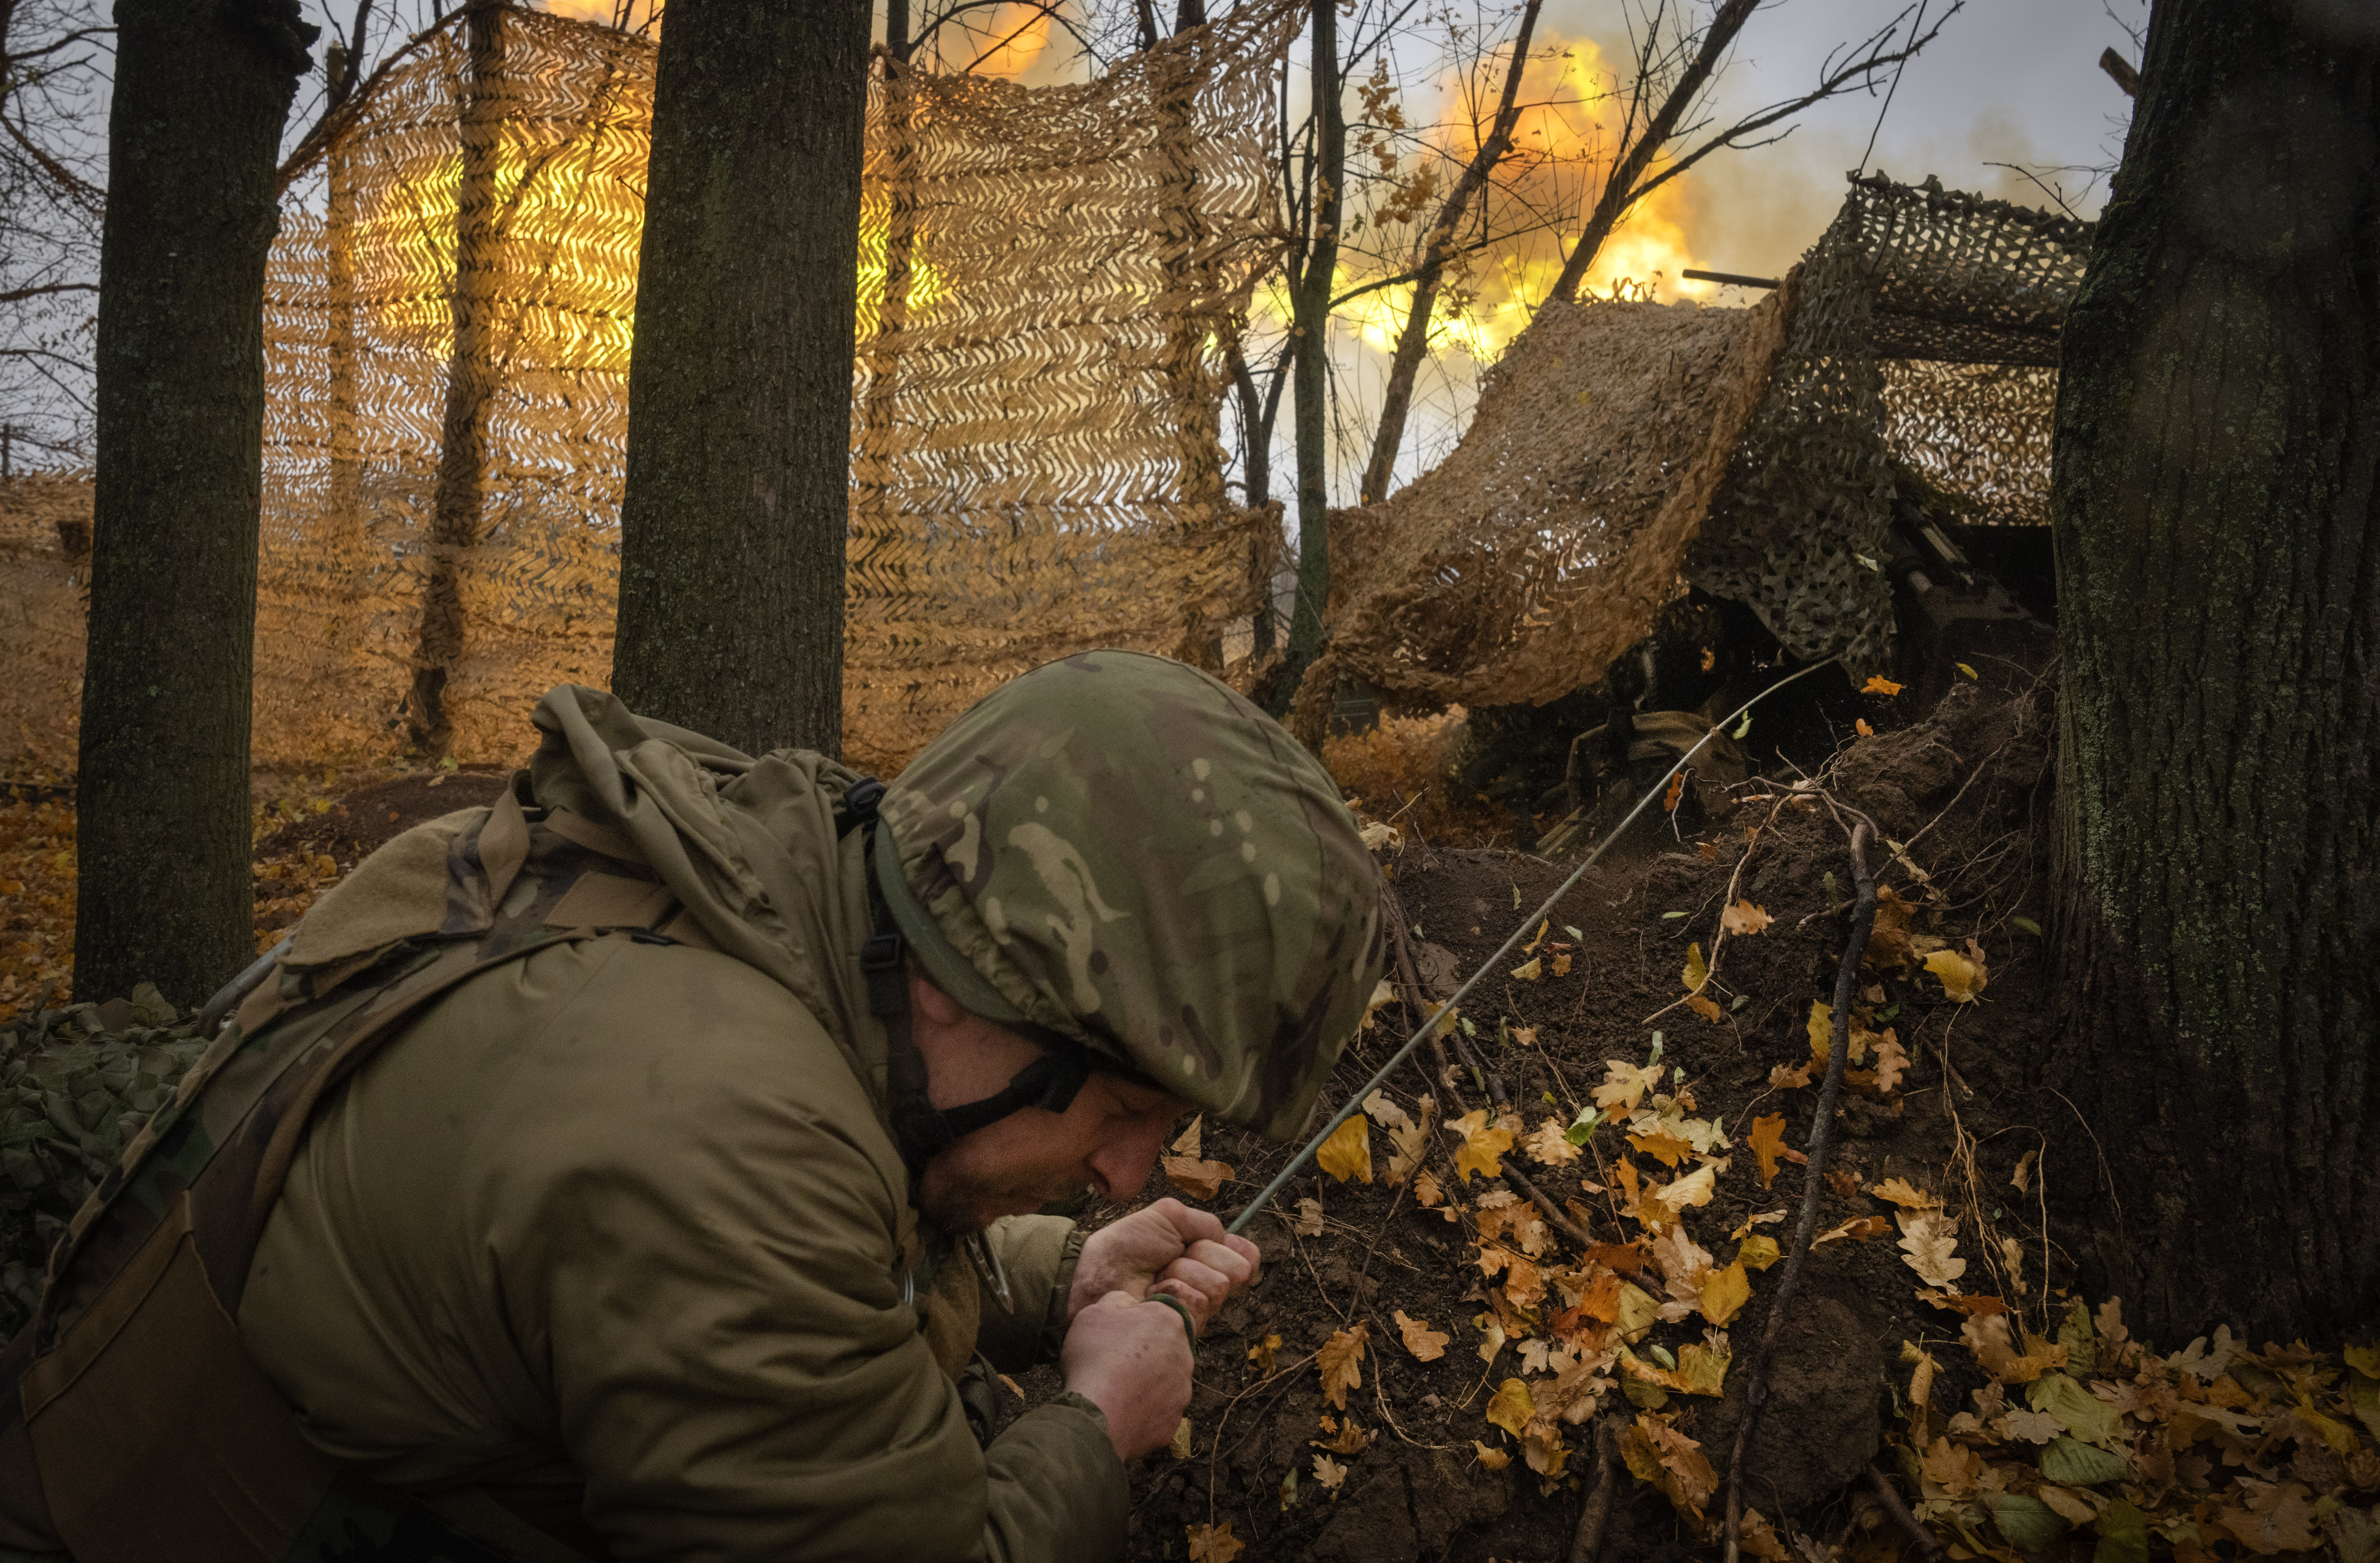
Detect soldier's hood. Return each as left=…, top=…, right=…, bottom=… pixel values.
left=286, top=685, right=883, bottom=1087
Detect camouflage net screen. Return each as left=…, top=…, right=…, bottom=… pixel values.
left=1686, top=174, right=2089, bottom=671
left=1312, top=174, right=2086, bottom=718
left=0, top=3, right=1288, bottom=776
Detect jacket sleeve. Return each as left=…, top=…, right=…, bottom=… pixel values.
left=973, top=1215, right=1082, bottom=1373
left=484, top=943, right=1126, bottom=1563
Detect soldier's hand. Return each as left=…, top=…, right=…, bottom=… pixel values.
left=1070, top=1197, right=1260, bottom=1334
left=1061, top=1289, right=1195, bottom=1462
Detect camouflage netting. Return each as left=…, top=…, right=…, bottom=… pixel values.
left=1312, top=174, right=2088, bottom=723
left=0, top=987, right=204, bottom=1338
left=0, top=2, right=1290, bottom=777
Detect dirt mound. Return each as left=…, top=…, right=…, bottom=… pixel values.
left=1025, top=676, right=2077, bottom=1561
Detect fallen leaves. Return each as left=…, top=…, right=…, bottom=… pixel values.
left=1395, top=1310, right=1448, bottom=1362
left=1314, top=1114, right=1372, bottom=1184
left=1620, top=1412, right=1719, bottom=1522
left=1895, top=1210, right=1968, bottom=1289
left=1185, top=1521, right=1245, bottom=1562
left=1317, top=1322, right=1368, bottom=1409
left=1925, top=941, right=1989, bottom=1002
left=1863, top=675, right=1905, bottom=696
left=1719, top=899, right=1772, bottom=936
left=1161, top=1115, right=1235, bottom=1200
left=1485, top=1378, right=1534, bottom=1437
left=1246, top=1333, right=1282, bottom=1374
left=1872, top=1176, right=1939, bottom=1209
left=1748, top=1114, right=1790, bottom=1189
left=1449, top=1109, right=1515, bottom=1182
left=1521, top=1117, right=1581, bottom=1166
left=1309, top=1453, right=1347, bottom=1495
left=1472, top=1440, right=1511, bottom=1470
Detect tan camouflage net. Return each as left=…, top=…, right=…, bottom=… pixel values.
left=1685, top=174, right=2088, bottom=670
left=1309, top=175, right=2085, bottom=723
left=0, top=3, right=1288, bottom=777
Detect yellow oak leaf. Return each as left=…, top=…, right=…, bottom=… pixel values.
left=1701, top=1257, right=1751, bottom=1326
left=1315, top=1114, right=1373, bottom=1184
left=1595, top=1060, right=1664, bottom=1115
left=1450, top=1109, right=1514, bottom=1182
left=1748, top=1114, right=1789, bottom=1189
left=1768, top=1060, right=1812, bottom=1089
left=1485, top=1377, right=1535, bottom=1437
left=1414, top=1169, right=1446, bottom=1208
left=1472, top=1440, right=1511, bottom=1470
left=1626, top=1127, right=1695, bottom=1168
left=1247, top=1332, right=1282, bottom=1374
left=1186, top=1521, right=1245, bottom=1563
left=1812, top=1214, right=1891, bottom=1246
left=1926, top=942, right=1988, bottom=1002
left=1871, top=1177, right=1940, bottom=1209
left=1653, top=1160, right=1722, bottom=1217
left=1395, top=1310, right=1448, bottom=1362
left=1863, top=675, right=1905, bottom=696
left=1720, top=899, right=1772, bottom=936
left=1317, top=1322, right=1369, bottom=1409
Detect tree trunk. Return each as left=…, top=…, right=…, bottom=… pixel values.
left=73, top=0, right=315, bottom=1007
left=611, top=0, right=867, bottom=757
left=405, top=1, right=503, bottom=760
left=2047, top=0, right=2379, bottom=1343
left=1274, top=0, right=1341, bottom=714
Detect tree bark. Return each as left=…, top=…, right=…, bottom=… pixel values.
left=73, top=0, right=316, bottom=1007
left=1357, top=0, right=1543, bottom=507
left=2048, top=0, right=2379, bottom=1342
left=1274, top=0, right=1342, bottom=714
left=405, top=0, right=501, bottom=759
left=611, top=0, right=867, bottom=756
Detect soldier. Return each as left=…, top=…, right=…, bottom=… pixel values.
left=0, top=650, right=1388, bottom=1563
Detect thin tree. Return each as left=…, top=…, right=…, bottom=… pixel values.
left=611, top=0, right=870, bottom=756
left=73, top=0, right=317, bottom=1006
left=1273, top=0, right=1345, bottom=711
left=2047, top=0, right=2378, bottom=1341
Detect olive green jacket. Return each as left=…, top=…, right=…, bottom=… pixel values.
left=235, top=690, right=1126, bottom=1561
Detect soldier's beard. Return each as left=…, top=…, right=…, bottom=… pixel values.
left=916, top=1144, right=1093, bottom=1240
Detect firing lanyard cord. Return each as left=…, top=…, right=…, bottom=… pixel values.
left=1225, top=656, right=1841, bottom=1238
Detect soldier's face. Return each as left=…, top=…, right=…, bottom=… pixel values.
left=910, top=974, right=1189, bottom=1234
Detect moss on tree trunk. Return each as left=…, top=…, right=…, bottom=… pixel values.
left=2049, top=0, right=2379, bottom=1341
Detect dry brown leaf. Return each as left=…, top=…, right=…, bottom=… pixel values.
left=1720, top=899, right=1772, bottom=937
left=1551, top=952, right=1572, bottom=977
left=1510, top=1024, right=1539, bottom=1046
left=1414, top=1169, right=1447, bottom=1209
left=1895, top=1209, right=1967, bottom=1289
left=1169, top=1416, right=1194, bottom=1459
left=1317, top=1323, right=1369, bottom=1409
left=1361, top=1090, right=1412, bottom=1131
left=1310, top=1453, right=1348, bottom=1494
left=1826, top=1169, right=1860, bottom=1197
left=1812, top=1214, right=1891, bottom=1247
left=1686, top=994, right=1724, bottom=1022
left=1186, top=1521, right=1245, bottom=1563
left=1523, top=1117, right=1582, bottom=1166
left=1171, top=1115, right=1204, bottom=1158
left=1870, top=1030, right=1909, bottom=1092
left=1620, top=1412, right=1719, bottom=1521
left=1310, top=1415, right=1372, bottom=1455
left=1652, top=1160, right=1722, bottom=1217
left=2213, top=1480, right=2322, bottom=1554
left=1960, top=1313, right=2065, bottom=1384
left=1247, top=1332, right=1282, bottom=1374
left=1162, top=1155, right=1233, bottom=1201
left=1292, top=1197, right=1325, bottom=1237
left=1748, top=1114, right=1789, bottom=1189
left=1315, top=1114, right=1373, bottom=1184
left=1871, top=1177, right=1939, bottom=1209
left=1395, top=1310, right=1449, bottom=1362
left=1768, top=1060, right=1813, bottom=1090
left=1472, top=1440, right=1511, bottom=1470
left=1627, top=1127, right=1695, bottom=1169
left=1595, top=1061, right=1664, bottom=1115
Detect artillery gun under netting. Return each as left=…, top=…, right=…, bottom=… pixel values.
left=0, top=987, right=206, bottom=1340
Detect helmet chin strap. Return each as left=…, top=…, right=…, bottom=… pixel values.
left=843, top=780, right=1093, bottom=1184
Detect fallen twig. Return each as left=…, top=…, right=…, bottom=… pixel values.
left=1867, top=1463, right=1940, bottom=1558
left=1568, top=1418, right=1621, bottom=1563
left=1722, top=819, right=1877, bottom=1563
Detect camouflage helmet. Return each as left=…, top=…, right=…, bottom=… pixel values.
left=875, top=650, right=1386, bottom=1141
